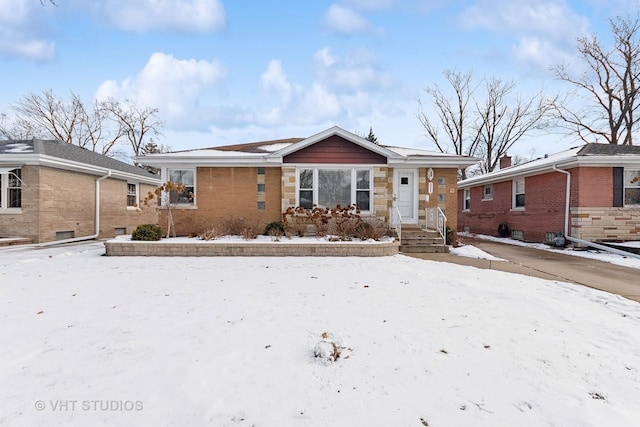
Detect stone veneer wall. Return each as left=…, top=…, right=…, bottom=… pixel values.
left=105, top=240, right=400, bottom=257
left=571, top=207, right=640, bottom=241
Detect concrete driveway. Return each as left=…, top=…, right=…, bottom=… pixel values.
left=409, top=237, right=640, bottom=303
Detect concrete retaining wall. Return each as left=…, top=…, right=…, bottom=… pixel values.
left=105, top=240, right=400, bottom=257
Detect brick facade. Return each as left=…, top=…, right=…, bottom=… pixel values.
left=163, top=165, right=462, bottom=238
left=0, top=165, right=157, bottom=243
left=458, top=166, right=640, bottom=243
left=160, top=166, right=282, bottom=236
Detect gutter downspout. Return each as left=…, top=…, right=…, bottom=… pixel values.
left=37, top=170, right=112, bottom=247
left=552, top=165, right=640, bottom=260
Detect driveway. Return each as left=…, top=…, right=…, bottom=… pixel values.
left=409, top=237, right=640, bottom=303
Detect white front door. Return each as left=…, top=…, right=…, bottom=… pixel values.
left=396, top=170, right=417, bottom=223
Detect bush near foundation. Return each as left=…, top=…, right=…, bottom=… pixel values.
left=131, top=224, right=162, bottom=241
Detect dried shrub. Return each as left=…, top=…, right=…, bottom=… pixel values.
left=219, top=217, right=262, bottom=240
left=199, top=225, right=225, bottom=241
left=355, top=218, right=388, bottom=241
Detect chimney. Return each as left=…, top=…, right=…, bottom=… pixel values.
left=499, top=155, right=512, bottom=169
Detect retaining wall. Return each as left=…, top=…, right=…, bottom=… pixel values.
left=105, top=240, right=400, bottom=257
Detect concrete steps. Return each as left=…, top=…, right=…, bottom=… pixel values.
left=399, top=227, right=448, bottom=253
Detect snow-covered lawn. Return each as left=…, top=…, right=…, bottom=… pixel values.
left=1, top=242, right=639, bottom=426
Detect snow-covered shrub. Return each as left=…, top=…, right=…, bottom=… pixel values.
left=131, top=224, right=162, bottom=241
left=314, top=340, right=340, bottom=362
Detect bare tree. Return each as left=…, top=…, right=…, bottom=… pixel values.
left=0, top=113, right=42, bottom=140
left=475, top=78, right=555, bottom=173
left=11, top=90, right=121, bottom=154
left=418, top=70, right=481, bottom=168
left=552, top=13, right=640, bottom=145
left=101, top=98, right=163, bottom=157
left=7, top=90, right=163, bottom=158
left=419, top=70, right=552, bottom=178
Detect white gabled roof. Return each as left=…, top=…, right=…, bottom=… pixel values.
left=270, top=126, right=402, bottom=159
left=137, top=126, right=480, bottom=169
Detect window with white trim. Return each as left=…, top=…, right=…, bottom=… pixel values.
left=127, top=183, right=138, bottom=208
left=513, top=178, right=525, bottom=209
left=0, top=168, right=22, bottom=210
left=463, top=188, right=470, bottom=211
left=482, top=184, right=493, bottom=200
left=297, top=168, right=372, bottom=211
left=168, top=169, right=195, bottom=204
left=624, top=169, right=640, bottom=205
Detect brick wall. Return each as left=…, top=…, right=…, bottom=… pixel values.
left=99, top=180, right=158, bottom=238
left=425, top=168, right=459, bottom=233
left=0, top=165, right=39, bottom=240
left=458, top=171, right=568, bottom=242
left=161, top=166, right=282, bottom=236
left=37, top=167, right=96, bottom=242
left=0, top=165, right=159, bottom=243
left=573, top=167, right=613, bottom=206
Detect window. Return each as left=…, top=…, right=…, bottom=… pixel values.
left=299, top=169, right=314, bottom=209
left=513, top=178, right=525, bottom=209
left=482, top=184, right=493, bottom=200
left=624, top=169, right=640, bottom=205
left=168, top=169, right=195, bottom=204
left=0, top=168, right=22, bottom=210
left=437, top=177, right=446, bottom=186
left=437, top=193, right=446, bottom=203
left=297, top=168, right=372, bottom=211
left=127, top=183, right=138, bottom=208
left=463, top=189, right=470, bottom=211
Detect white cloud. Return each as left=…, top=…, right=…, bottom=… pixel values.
left=95, top=52, right=227, bottom=126
left=0, top=0, right=55, bottom=60
left=459, top=0, right=590, bottom=70
left=324, top=4, right=375, bottom=35
left=96, top=0, right=226, bottom=32
left=312, top=47, right=393, bottom=92
left=260, top=60, right=294, bottom=105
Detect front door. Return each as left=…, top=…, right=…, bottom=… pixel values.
left=396, top=170, right=417, bottom=223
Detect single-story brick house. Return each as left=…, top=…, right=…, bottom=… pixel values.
left=457, top=143, right=640, bottom=243
left=138, top=126, right=478, bottom=237
left=0, top=139, right=160, bottom=244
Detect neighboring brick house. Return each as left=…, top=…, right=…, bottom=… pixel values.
left=139, top=126, right=478, bottom=237
left=0, top=139, right=160, bottom=243
left=457, top=143, right=640, bottom=243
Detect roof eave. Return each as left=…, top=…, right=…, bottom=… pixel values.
left=388, top=156, right=480, bottom=169
left=458, top=159, right=578, bottom=187
left=1, top=154, right=160, bottom=185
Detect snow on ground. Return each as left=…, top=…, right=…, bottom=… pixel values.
left=448, top=245, right=505, bottom=261
left=1, top=242, right=640, bottom=426
left=457, top=232, right=640, bottom=270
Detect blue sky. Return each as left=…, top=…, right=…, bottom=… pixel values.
left=0, top=0, right=637, bottom=156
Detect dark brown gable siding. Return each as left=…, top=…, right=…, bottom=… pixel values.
left=283, top=135, right=387, bottom=164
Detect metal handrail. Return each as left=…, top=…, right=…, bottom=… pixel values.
left=426, top=207, right=447, bottom=246
left=390, top=206, right=402, bottom=244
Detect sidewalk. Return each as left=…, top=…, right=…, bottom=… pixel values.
left=408, top=237, right=640, bottom=303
